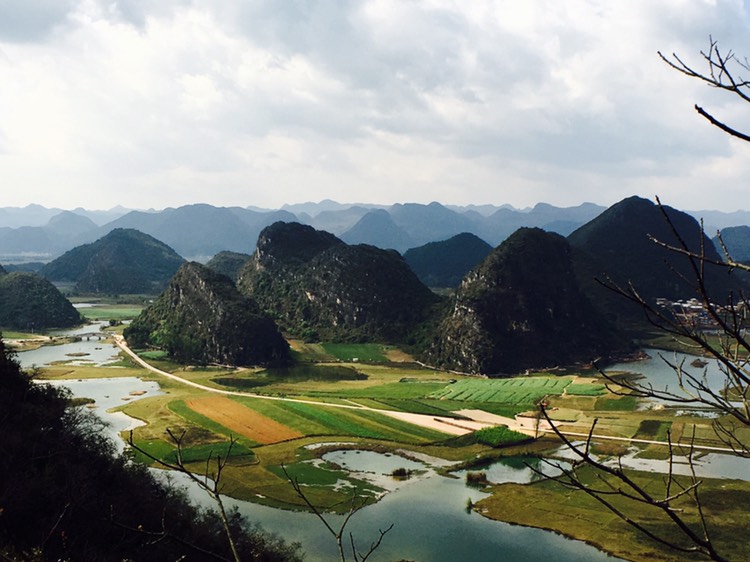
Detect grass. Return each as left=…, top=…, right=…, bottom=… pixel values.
left=229, top=396, right=448, bottom=443
left=320, top=343, right=389, bottom=362
left=635, top=419, right=672, bottom=441
left=475, top=463, right=750, bottom=562
left=324, top=381, right=447, bottom=399
left=595, top=395, right=639, bottom=411
left=35, top=364, right=146, bottom=380
left=1, top=330, right=41, bottom=339
left=140, top=350, right=170, bottom=361
left=566, top=382, right=607, bottom=396
left=79, top=306, right=143, bottom=321
left=474, top=426, right=531, bottom=447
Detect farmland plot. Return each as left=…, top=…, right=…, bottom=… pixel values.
left=185, top=396, right=304, bottom=444
left=429, top=377, right=573, bottom=405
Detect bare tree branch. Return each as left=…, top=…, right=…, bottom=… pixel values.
left=659, top=37, right=750, bottom=141
left=128, top=429, right=242, bottom=562
left=280, top=464, right=392, bottom=562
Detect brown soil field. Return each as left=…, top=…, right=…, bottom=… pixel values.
left=185, top=396, right=303, bottom=444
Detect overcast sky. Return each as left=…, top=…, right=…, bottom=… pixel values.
left=1, top=1, right=750, bottom=212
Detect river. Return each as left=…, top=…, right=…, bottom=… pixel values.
left=18, top=327, right=749, bottom=561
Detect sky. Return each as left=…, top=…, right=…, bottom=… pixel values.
left=1, top=1, right=750, bottom=212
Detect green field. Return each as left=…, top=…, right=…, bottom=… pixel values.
left=230, top=396, right=449, bottom=443
left=428, top=376, right=574, bottom=405
left=78, top=305, right=144, bottom=321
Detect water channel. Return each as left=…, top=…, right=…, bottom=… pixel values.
left=17, top=326, right=749, bottom=561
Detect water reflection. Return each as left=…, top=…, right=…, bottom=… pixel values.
left=549, top=442, right=750, bottom=482
left=49, top=374, right=620, bottom=561
left=42, top=377, right=162, bottom=453
left=607, top=348, right=728, bottom=397
left=456, top=455, right=569, bottom=484
left=17, top=321, right=121, bottom=368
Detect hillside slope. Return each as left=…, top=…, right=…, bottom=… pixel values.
left=403, top=232, right=493, bottom=288
left=238, top=222, right=441, bottom=343
left=568, top=196, right=741, bottom=327
left=41, top=228, right=185, bottom=294
left=428, top=228, right=627, bottom=375
left=0, top=271, right=81, bottom=329
left=125, top=262, right=289, bottom=366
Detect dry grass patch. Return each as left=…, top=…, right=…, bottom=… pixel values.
left=185, top=396, right=303, bottom=444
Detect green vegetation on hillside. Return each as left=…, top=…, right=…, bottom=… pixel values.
left=0, top=338, right=301, bottom=561
left=429, top=228, right=629, bottom=374
left=0, top=271, right=82, bottom=329
left=238, top=221, right=442, bottom=344
left=41, top=228, right=185, bottom=294
left=403, top=232, right=493, bottom=288
left=125, top=262, right=289, bottom=366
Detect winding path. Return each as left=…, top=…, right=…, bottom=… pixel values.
left=113, top=335, right=741, bottom=452
left=113, top=335, right=499, bottom=436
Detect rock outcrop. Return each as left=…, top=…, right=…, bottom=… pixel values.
left=125, top=262, right=288, bottom=366
left=238, top=222, right=440, bottom=343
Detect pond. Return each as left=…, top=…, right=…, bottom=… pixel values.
left=43, top=376, right=163, bottom=454
left=163, top=451, right=621, bottom=562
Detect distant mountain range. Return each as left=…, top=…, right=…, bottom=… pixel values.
left=2, top=200, right=749, bottom=264
left=6, top=194, right=749, bottom=373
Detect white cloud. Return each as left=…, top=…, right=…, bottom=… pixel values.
left=0, top=0, right=749, bottom=211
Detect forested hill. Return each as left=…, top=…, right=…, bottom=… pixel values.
left=0, top=270, right=81, bottom=330
left=205, top=250, right=252, bottom=282
left=125, top=261, right=289, bottom=366
left=567, top=196, right=742, bottom=327
left=403, top=232, right=493, bottom=288
left=238, top=221, right=441, bottom=343
left=428, top=228, right=628, bottom=375
left=40, top=228, right=185, bottom=294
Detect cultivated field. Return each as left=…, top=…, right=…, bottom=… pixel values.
left=428, top=376, right=593, bottom=405
left=185, top=395, right=304, bottom=444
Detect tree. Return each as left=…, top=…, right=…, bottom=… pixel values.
left=0, top=338, right=301, bottom=562
left=659, top=36, right=750, bottom=142
left=536, top=196, right=750, bottom=561
left=535, top=40, right=750, bottom=559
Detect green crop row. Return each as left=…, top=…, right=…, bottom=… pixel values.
left=230, top=397, right=447, bottom=443
left=428, top=377, right=573, bottom=405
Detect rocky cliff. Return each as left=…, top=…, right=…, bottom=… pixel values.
left=238, top=222, right=441, bottom=343
left=125, top=262, right=288, bottom=366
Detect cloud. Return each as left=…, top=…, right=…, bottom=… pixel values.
left=0, top=0, right=78, bottom=42
left=0, top=0, right=749, bottom=211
